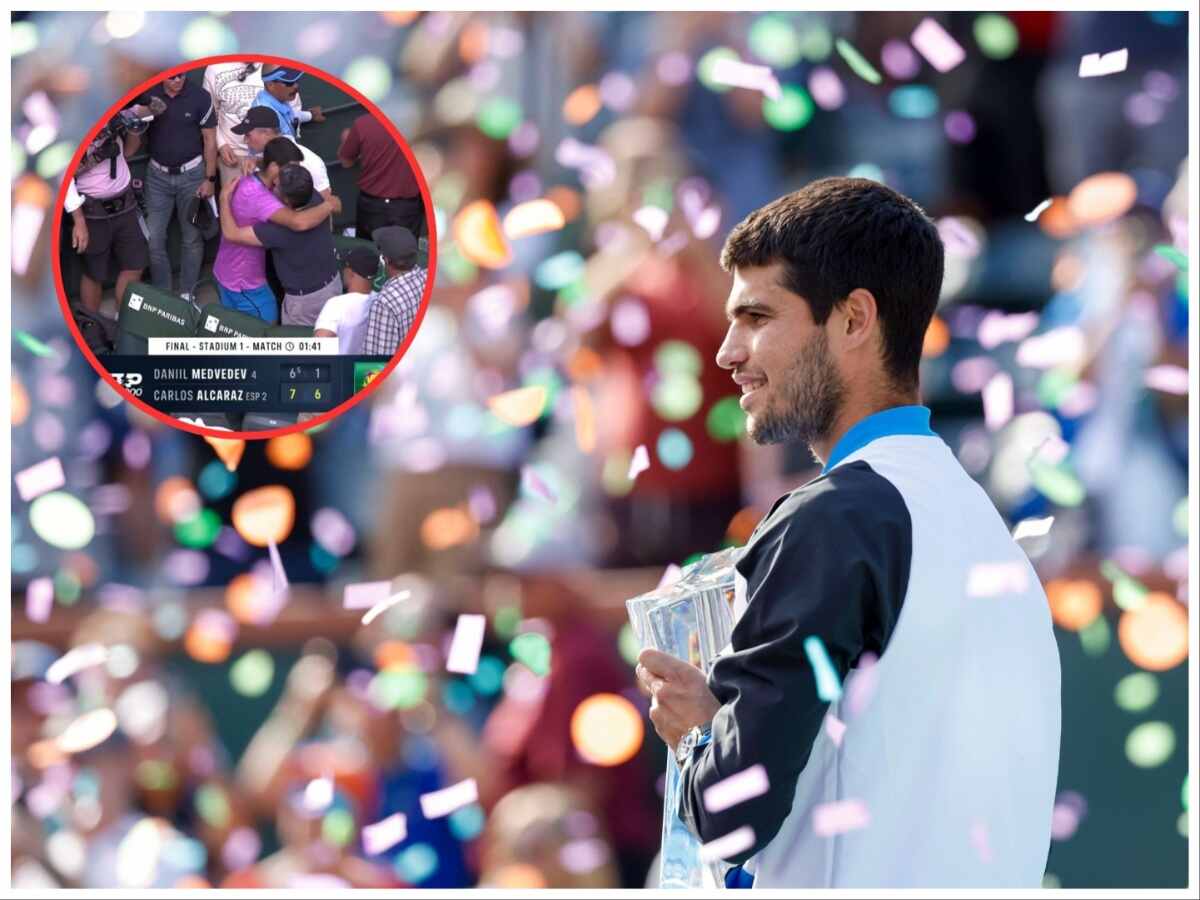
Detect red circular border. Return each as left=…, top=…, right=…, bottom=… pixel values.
left=51, top=54, right=437, bottom=441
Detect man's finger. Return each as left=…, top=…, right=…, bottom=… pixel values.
left=638, top=647, right=692, bottom=679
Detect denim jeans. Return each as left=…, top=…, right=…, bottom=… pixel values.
left=144, top=163, right=205, bottom=295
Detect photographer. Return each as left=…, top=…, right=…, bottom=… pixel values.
left=141, top=72, right=217, bottom=300
left=65, top=104, right=151, bottom=315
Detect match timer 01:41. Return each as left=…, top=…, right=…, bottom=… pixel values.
left=280, top=363, right=331, bottom=406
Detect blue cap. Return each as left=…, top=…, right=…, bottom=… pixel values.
left=262, top=66, right=303, bottom=84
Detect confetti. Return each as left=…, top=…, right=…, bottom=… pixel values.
left=56, top=708, right=118, bottom=754
left=977, top=311, right=1039, bottom=349
left=1143, top=365, right=1189, bottom=395
left=1012, top=515, right=1055, bottom=541
left=419, top=778, right=479, bottom=819
left=303, top=776, right=334, bottom=813
left=1015, top=327, right=1086, bottom=370
left=487, top=385, right=549, bottom=427
left=628, top=444, right=651, bottom=481
left=362, top=813, right=408, bottom=856
left=633, top=205, right=669, bottom=242
left=703, top=764, right=770, bottom=813
left=803, top=636, right=842, bottom=701
left=824, top=713, right=847, bottom=747
left=453, top=200, right=512, bottom=269
left=835, top=38, right=882, bottom=84
left=910, top=18, right=966, bottom=73
left=966, top=561, right=1031, bottom=597
left=14, top=331, right=55, bottom=357
left=204, top=435, right=245, bottom=472
left=982, top=372, right=1014, bottom=431
left=555, top=137, right=617, bottom=188
left=502, top=199, right=566, bottom=240
left=343, top=580, right=393, bottom=610
left=25, top=576, right=54, bottom=623
left=970, top=821, right=994, bottom=863
left=1153, top=244, right=1188, bottom=271
left=361, top=589, right=413, bottom=626
left=446, top=614, right=487, bottom=674
left=698, top=825, right=756, bottom=863
left=1024, top=198, right=1053, bottom=222
left=231, top=486, right=296, bottom=547
left=1078, top=48, right=1128, bottom=78
left=521, top=466, right=557, bottom=503
left=267, top=539, right=289, bottom=602
left=707, top=57, right=782, bottom=99
left=46, top=643, right=109, bottom=684
left=573, top=386, right=596, bottom=453
left=813, top=799, right=871, bottom=836
left=561, top=837, right=610, bottom=874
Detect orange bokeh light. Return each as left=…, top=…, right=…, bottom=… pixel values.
left=420, top=507, right=479, bottom=551
left=726, top=506, right=763, bottom=546
left=502, top=199, right=567, bottom=240
left=155, top=476, right=201, bottom=525
left=1045, top=578, right=1103, bottom=631
left=12, top=377, right=30, bottom=425
left=490, top=864, right=548, bottom=889
left=922, top=315, right=950, bottom=359
left=546, top=186, right=582, bottom=223
left=570, top=693, right=644, bottom=767
left=375, top=640, right=418, bottom=671
left=225, top=572, right=270, bottom=625
left=487, top=386, right=548, bottom=427
left=265, top=433, right=313, bottom=470
left=563, top=84, right=603, bottom=126
left=1067, top=172, right=1137, bottom=228
left=184, top=612, right=236, bottom=664
left=573, top=386, right=596, bottom=454
left=231, top=485, right=295, bottom=547
left=453, top=200, right=513, bottom=269
left=1118, top=593, right=1188, bottom=671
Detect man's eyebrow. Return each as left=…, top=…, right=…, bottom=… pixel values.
left=726, top=300, right=774, bottom=321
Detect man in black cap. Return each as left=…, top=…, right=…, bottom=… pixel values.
left=218, top=162, right=341, bottom=326
left=361, top=226, right=427, bottom=355
left=253, top=66, right=324, bottom=139
left=314, top=246, right=381, bottom=353
left=140, top=71, right=218, bottom=300
left=231, top=106, right=331, bottom=200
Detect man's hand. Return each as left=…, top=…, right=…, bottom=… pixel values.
left=239, top=156, right=258, bottom=177
left=637, top=648, right=721, bottom=751
left=71, top=217, right=89, bottom=254
left=308, top=105, right=325, bottom=123
left=197, top=179, right=215, bottom=199
left=327, top=193, right=342, bottom=215
left=218, top=144, right=239, bottom=167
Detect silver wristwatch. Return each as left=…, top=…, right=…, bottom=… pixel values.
left=675, top=723, right=711, bottom=766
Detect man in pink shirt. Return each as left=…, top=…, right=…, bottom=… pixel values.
left=212, top=137, right=337, bottom=321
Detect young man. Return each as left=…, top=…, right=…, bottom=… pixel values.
left=313, top=247, right=380, bottom=353
left=337, top=112, right=422, bottom=240
left=212, top=139, right=336, bottom=322
left=360, top=226, right=426, bottom=356
left=140, top=71, right=217, bottom=299
left=637, top=178, right=1061, bottom=888
left=219, top=163, right=341, bottom=327
left=253, top=66, right=323, bottom=139
left=231, top=105, right=331, bottom=200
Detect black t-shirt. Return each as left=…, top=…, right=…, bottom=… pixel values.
left=143, top=81, right=215, bottom=168
left=252, top=200, right=337, bottom=294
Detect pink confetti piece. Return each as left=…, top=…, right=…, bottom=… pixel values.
left=555, top=138, right=616, bottom=188
left=982, top=372, right=1014, bottom=431
left=267, top=539, right=289, bottom=598
left=808, top=66, right=846, bottom=110
left=1143, top=365, right=1189, bottom=395
left=844, top=652, right=879, bottom=719
left=46, top=643, right=109, bottom=685
left=813, top=799, right=871, bottom=836
left=977, top=311, right=1040, bottom=349
left=419, top=778, right=479, bottom=819
left=658, top=230, right=689, bottom=257
left=970, top=821, right=994, bottom=863
left=311, top=508, right=356, bottom=557
left=703, top=764, right=770, bottom=813
left=193, top=608, right=238, bottom=643
left=1078, top=48, right=1128, bottom=78
left=1032, top=435, right=1071, bottom=466
left=937, top=217, right=981, bottom=257
left=343, top=580, right=393, bottom=610
left=633, top=205, right=669, bottom=242
left=824, top=713, right=847, bottom=747
left=468, top=485, right=498, bottom=523
left=25, top=576, right=54, bottom=623
left=1012, top=516, right=1055, bottom=541
left=288, top=874, right=350, bottom=890
left=1050, top=802, right=1081, bottom=841
left=561, top=837, right=611, bottom=874
left=361, top=589, right=413, bottom=627
left=15, top=456, right=65, bottom=501
left=708, top=57, right=782, bottom=100
left=698, top=825, right=756, bottom=863
left=966, top=561, right=1030, bottom=597
left=521, top=466, right=557, bottom=503
left=446, top=614, right=487, bottom=675
left=628, top=445, right=651, bottom=481
left=910, top=18, right=966, bottom=73
left=362, top=813, right=408, bottom=856
left=1025, top=198, right=1053, bottom=222
left=220, top=827, right=261, bottom=871
left=691, top=206, right=721, bottom=240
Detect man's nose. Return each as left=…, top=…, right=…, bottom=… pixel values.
left=715, top=324, right=746, bottom=371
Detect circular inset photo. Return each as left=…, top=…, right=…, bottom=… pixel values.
left=52, top=55, right=436, bottom=438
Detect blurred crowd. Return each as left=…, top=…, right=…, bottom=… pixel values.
left=9, top=10, right=1192, bottom=890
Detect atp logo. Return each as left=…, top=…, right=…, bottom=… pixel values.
left=127, top=293, right=144, bottom=310
left=110, top=372, right=144, bottom=396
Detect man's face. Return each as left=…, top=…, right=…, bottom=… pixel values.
left=267, top=80, right=300, bottom=103
left=162, top=73, right=186, bottom=95
left=716, top=263, right=846, bottom=447
left=246, top=127, right=277, bottom=153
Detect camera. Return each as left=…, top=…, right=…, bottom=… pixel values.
left=85, top=96, right=167, bottom=177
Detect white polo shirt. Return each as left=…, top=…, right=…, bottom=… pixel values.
left=314, top=291, right=371, bottom=354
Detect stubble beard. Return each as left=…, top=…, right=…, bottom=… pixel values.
left=748, top=328, right=845, bottom=449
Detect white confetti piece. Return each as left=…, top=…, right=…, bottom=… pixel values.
left=419, top=778, right=478, bottom=819
left=1024, top=198, right=1053, bottom=222
left=910, top=18, right=966, bottom=73
left=362, top=813, right=407, bottom=856
left=361, top=589, right=412, bottom=626
left=970, top=820, right=994, bottom=863
left=56, top=708, right=118, bottom=754
left=1012, top=515, right=1055, bottom=541
left=628, top=444, right=650, bottom=481
left=977, top=311, right=1040, bottom=349
left=1015, top=327, right=1086, bottom=370
left=446, top=614, right=487, bottom=675
left=343, top=580, right=393, bottom=610
left=15, top=457, right=66, bottom=502
left=1078, top=48, right=1128, bottom=78
left=691, top=206, right=721, bottom=240
left=698, top=825, right=756, bottom=863
left=966, top=561, right=1030, bottom=597
left=25, top=576, right=54, bottom=623
left=1143, top=365, right=1189, bottom=395
left=46, top=644, right=109, bottom=685
left=813, top=799, right=871, bottom=836
left=708, top=57, right=782, bottom=100
left=824, top=713, right=847, bottom=747
left=303, top=776, right=333, bottom=812
left=703, top=764, right=770, bottom=813
left=982, top=372, right=1014, bottom=431
left=633, top=205, right=669, bottom=242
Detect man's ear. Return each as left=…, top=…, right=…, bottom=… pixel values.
left=839, top=288, right=879, bottom=352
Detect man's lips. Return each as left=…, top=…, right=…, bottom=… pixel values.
left=733, top=374, right=767, bottom=394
